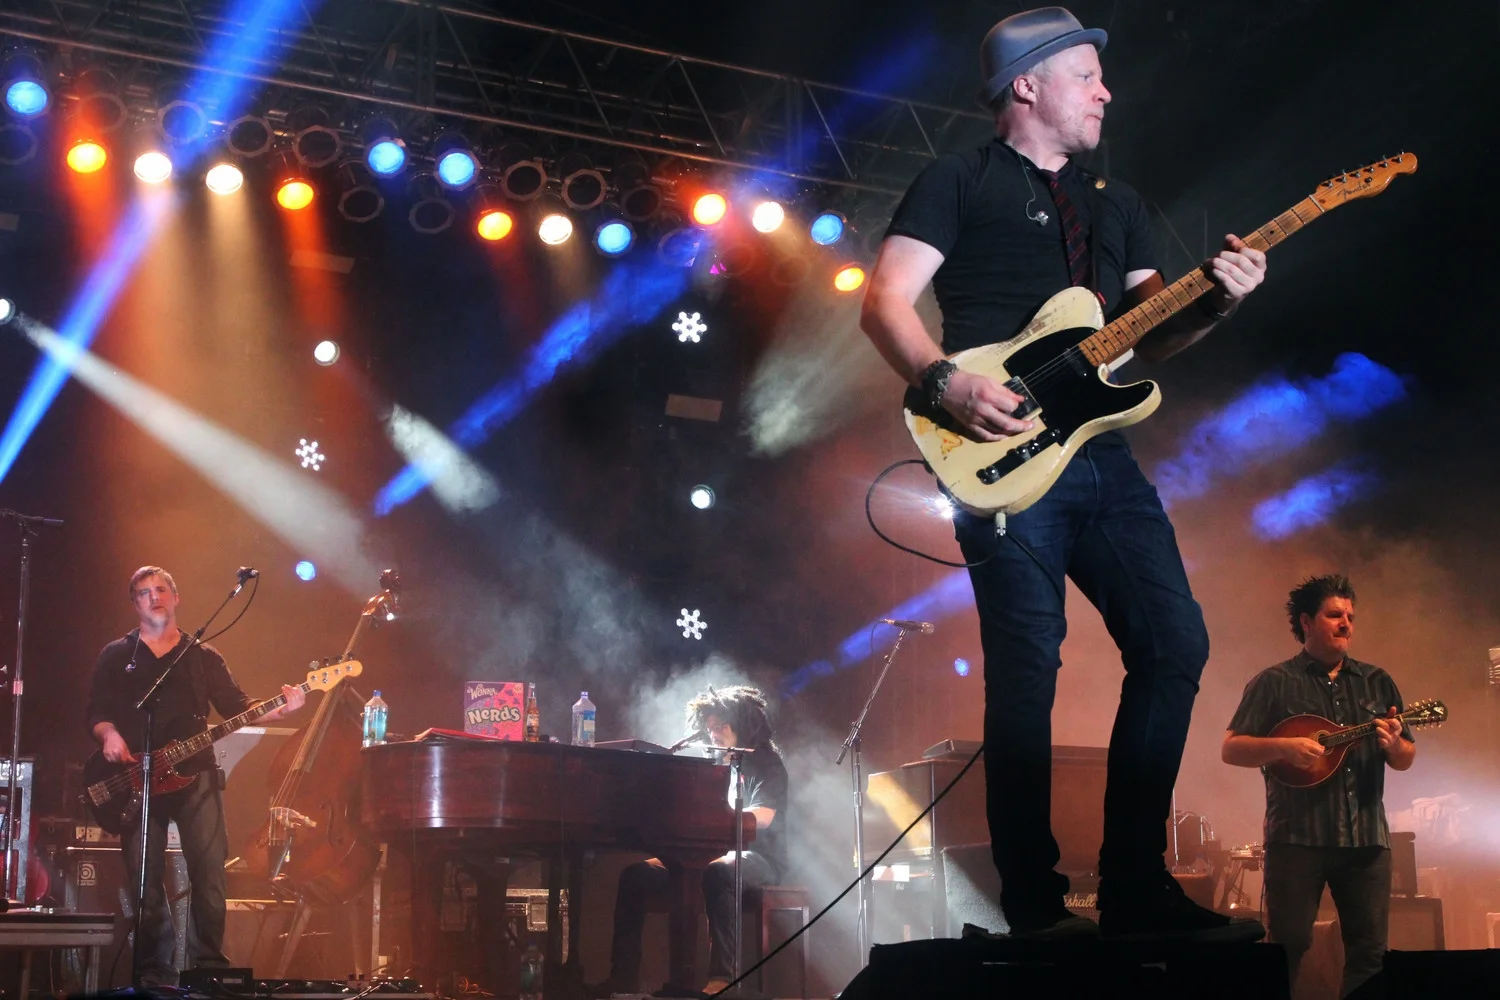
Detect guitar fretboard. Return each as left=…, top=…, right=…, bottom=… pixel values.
left=1077, top=198, right=1322, bottom=367
left=151, top=682, right=310, bottom=769
left=1318, top=709, right=1424, bottom=749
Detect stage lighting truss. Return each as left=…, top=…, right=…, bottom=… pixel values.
left=672, top=311, right=707, bottom=344
left=676, top=608, right=707, bottom=640
left=295, top=438, right=326, bottom=471
left=336, top=160, right=385, bottom=223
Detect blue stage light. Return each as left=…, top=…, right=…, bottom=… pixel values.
left=295, top=560, right=317, bottom=581
left=595, top=220, right=634, bottom=256
left=809, top=212, right=845, bottom=246
left=5, top=80, right=47, bottom=118
left=436, top=149, right=478, bottom=189
left=954, top=657, right=971, bottom=677
left=366, top=139, right=406, bottom=176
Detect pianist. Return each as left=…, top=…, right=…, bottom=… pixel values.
left=593, top=684, right=790, bottom=997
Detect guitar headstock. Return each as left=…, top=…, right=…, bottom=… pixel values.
left=304, top=659, right=363, bottom=691
left=1403, top=698, right=1447, bottom=729
left=1311, top=153, right=1417, bottom=210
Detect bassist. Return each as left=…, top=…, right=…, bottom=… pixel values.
left=1223, top=574, right=1414, bottom=996
left=859, top=5, right=1266, bottom=940
left=85, top=565, right=305, bottom=987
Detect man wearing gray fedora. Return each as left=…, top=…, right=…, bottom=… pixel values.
left=862, top=7, right=1268, bottom=940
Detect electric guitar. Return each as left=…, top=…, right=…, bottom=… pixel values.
left=81, top=659, right=363, bottom=834
left=1265, top=698, right=1446, bottom=788
left=904, top=154, right=1418, bottom=516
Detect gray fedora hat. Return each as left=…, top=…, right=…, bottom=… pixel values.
left=978, top=6, right=1108, bottom=107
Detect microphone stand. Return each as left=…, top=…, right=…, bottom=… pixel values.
left=128, top=575, right=249, bottom=985
left=836, top=625, right=915, bottom=963
left=0, top=508, right=62, bottom=905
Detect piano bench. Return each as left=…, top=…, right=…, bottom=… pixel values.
left=743, top=884, right=811, bottom=1000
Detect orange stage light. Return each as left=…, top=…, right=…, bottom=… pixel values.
left=277, top=179, right=315, bottom=211
left=67, top=139, right=108, bottom=174
left=691, top=192, right=728, bottom=227
left=476, top=209, right=514, bottom=242
left=833, top=265, right=866, bottom=293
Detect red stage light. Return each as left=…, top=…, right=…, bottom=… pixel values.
left=691, top=192, right=728, bottom=227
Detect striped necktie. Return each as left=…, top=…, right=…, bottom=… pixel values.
left=1039, top=169, right=1090, bottom=289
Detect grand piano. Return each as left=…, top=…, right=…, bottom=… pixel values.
left=361, top=737, right=754, bottom=997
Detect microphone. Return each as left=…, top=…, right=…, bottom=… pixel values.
left=236, top=567, right=260, bottom=582
left=879, top=618, right=936, bottom=634
left=667, top=729, right=707, bottom=754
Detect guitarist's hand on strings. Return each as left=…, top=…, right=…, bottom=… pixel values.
left=1374, top=708, right=1402, bottom=751
left=101, top=728, right=136, bottom=764
left=942, top=370, right=1036, bottom=442
left=1280, top=736, right=1327, bottom=768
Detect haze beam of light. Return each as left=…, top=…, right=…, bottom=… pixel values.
left=1153, top=353, right=1407, bottom=506
left=0, top=0, right=312, bottom=484
left=1251, top=464, right=1378, bottom=540
left=384, top=404, right=502, bottom=514
left=374, top=260, right=690, bottom=515
left=782, top=569, right=974, bottom=696
left=18, top=317, right=383, bottom=591
left=0, top=193, right=175, bottom=482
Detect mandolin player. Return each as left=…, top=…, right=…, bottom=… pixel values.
left=1223, top=574, right=1415, bottom=997
left=85, top=566, right=305, bottom=987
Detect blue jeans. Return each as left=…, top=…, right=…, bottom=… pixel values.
left=953, top=435, right=1209, bottom=922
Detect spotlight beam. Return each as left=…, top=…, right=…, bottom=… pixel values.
left=373, top=260, right=690, bottom=515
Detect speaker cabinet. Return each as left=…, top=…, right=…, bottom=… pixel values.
left=1387, top=895, right=1444, bottom=951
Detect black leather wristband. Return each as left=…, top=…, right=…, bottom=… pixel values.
left=921, top=359, right=957, bottom=411
left=1197, top=295, right=1234, bottom=322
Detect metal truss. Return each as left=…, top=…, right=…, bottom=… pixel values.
left=0, top=0, right=993, bottom=198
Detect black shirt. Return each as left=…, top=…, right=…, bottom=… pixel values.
left=1227, top=651, right=1411, bottom=849
left=731, top=744, right=790, bottom=880
left=886, top=138, right=1160, bottom=354
left=86, top=629, right=255, bottom=774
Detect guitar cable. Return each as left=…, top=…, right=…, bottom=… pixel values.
left=866, top=459, right=1067, bottom=606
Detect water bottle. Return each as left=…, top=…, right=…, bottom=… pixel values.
left=361, top=690, right=388, bottom=747
left=571, top=691, right=596, bottom=747
left=518, top=942, right=543, bottom=1000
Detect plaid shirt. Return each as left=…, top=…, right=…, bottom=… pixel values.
left=1227, top=651, right=1411, bottom=849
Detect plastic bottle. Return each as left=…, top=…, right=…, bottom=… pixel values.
left=361, top=690, right=388, bottom=747
left=523, top=683, right=541, bottom=742
left=518, top=942, right=543, bottom=1000
left=571, top=691, right=596, bottom=747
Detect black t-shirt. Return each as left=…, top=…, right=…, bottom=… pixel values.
left=86, top=629, right=255, bottom=774
left=732, top=744, right=790, bottom=880
left=886, top=138, right=1161, bottom=353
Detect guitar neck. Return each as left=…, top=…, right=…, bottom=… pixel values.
left=1078, top=196, right=1325, bottom=367
left=154, top=682, right=310, bottom=769
left=1319, top=709, right=1416, bottom=749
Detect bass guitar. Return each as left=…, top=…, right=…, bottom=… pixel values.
left=1266, top=698, right=1446, bottom=788
left=905, top=154, right=1417, bottom=516
left=81, top=659, right=363, bottom=834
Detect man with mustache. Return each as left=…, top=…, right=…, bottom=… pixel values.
left=861, top=6, right=1267, bottom=940
left=1223, top=575, right=1415, bottom=996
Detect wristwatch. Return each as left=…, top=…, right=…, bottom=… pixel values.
left=921, top=359, right=957, bottom=412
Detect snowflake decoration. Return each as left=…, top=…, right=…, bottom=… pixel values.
left=296, top=438, right=326, bottom=471
left=676, top=608, right=707, bottom=640
left=673, top=311, right=707, bottom=343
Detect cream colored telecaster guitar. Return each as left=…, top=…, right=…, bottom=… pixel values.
left=904, top=154, right=1417, bottom=517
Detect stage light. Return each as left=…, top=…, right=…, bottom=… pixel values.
left=594, top=220, right=634, bottom=256
left=689, top=485, right=715, bottom=510
left=336, top=160, right=384, bottom=223
left=2, top=53, right=49, bottom=118
left=616, top=159, right=662, bottom=221
left=360, top=117, right=406, bottom=176
left=477, top=208, right=514, bottom=241
left=295, top=560, right=317, bottom=582
left=751, top=200, right=785, bottom=233
left=954, top=657, right=971, bottom=677
left=295, top=438, right=326, bottom=471
left=67, top=139, right=108, bottom=174
left=205, top=162, right=244, bottom=195
left=538, top=211, right=574, bottom=246
left=676, top=608, right=707, bottom=640
left=833, top=264, right=866, bottom=293
left=313, top=340, right=339, bottom=365
left=658, top=216, right=703, bottom=268
left=408, top=172, right=455, bottom=234
left=558, top=150, right=606, bottom=210
left=673, top=311, right=707, bottom=344
left=277, top=178, right=315, bottom=210
left=497, top=141, right=546, bottom=201
left=0, top=123, right=38, bottom=166
left=155, top=81, right=208, bottom=145
left=288, top=104, right=340, bottom=168
left=133, top=150, right=173, bottom=184
left=434, top=133, right=479, bottom=190
left=74, top=67, right=126, bottom=134
left=692, top=192, right=728, bottom=227
left=225, top=115, right=274, bottom=158
left=0, top=299, right=14, bottom=326
left=811, top=212, right=846, bottom=245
